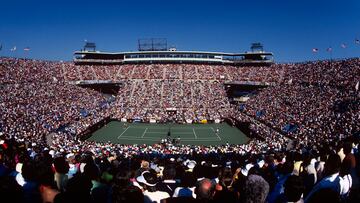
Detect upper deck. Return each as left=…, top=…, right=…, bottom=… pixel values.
left=73, top=50, right=274, bottom=65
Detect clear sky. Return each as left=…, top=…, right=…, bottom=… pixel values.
left=0, top=0, right=359, bottom=62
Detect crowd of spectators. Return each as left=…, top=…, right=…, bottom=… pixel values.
left=0, top=81, right=113, bottom=145
left=110, top=80, right=232, bottom=122
left=242, top=59, right=360, bottom=149
left=1, top=57, right=359, bottom=153
left=1, top=133, right=360, bottom=203
left=1, top=57, right=360, bottom=202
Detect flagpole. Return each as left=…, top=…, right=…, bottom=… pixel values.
left=329, top=47, right=332, bottom=70
left=23, top=47, right=30, bottom=59
left=341, top=43, right=347, bottom=59
left=329, top=51, right=332, bottom=69
left=330, top=48, right=332, bottom=61
left=356, top=38, right=360, bottom=56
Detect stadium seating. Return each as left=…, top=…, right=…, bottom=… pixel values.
left=0, top=57, right=360, bottom=202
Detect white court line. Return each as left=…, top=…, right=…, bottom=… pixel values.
left=141, top=128, right=148, bottom=138
left=129, top=126, right=213, bottom=130
left=170, top=127, right=213, bottom=130
left=117, top=137, right=219, bottom=141
left=193, top=128, right=197, bottom=139
left=211, top=127, right=222, bottom=141
left=172, top=132, right=193, bottom=134
left=117, top=126, right=130, bottom=139
left=184, top=137, right=217, bottom=140
left=118, top=137, right=218, bottom=140
left=118, top=137, right=159, bottom=141
left=145, top=131, right=193, bottom=134
left=128, top=126, right=166, bottom=130
left=117, top=136, right=217, bottom=140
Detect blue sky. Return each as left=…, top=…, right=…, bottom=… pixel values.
left=0, top=0, right=359, bottom=62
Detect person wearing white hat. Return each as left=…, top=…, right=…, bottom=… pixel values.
left=241, top=163, right=254, bottom=177
left=184, top=160, right=197, bottom=172
left=136, top=171, right=170, bottom=203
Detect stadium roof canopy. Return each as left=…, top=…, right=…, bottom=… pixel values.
left=74, top=50, right=274, bottom=65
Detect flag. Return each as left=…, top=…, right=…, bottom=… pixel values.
left=10, top=46, right=16, bottom=51
left=341, top=43, right=347, bottom=48
left=356, top=81, right=359, bottom=91
left=0, top=44, right=2, bottom=51
left=24, top=47, right=30, bottom=51
left=312, top=48, right=318, bottom=53
left=356, top=39, right=360, bottom=44
left=326, top=47, right=332, bottom=52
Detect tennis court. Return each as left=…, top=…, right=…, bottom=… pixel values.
left=87, top=121, right=249, bottom=145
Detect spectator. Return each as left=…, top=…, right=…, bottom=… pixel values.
left=157, top=165, right=178, bottom=196
left=242, top=174, right=270, bottom=203
left=305, top=154, right=351, bottom=201
left=195, top=178, right=215, bottom=203
left=136, top=170, right=170, bottom=203
left=53, top=156, right=69, bottom=192
left=173, top=171, right=197, bottom=198
left=276, top=175, right=305, bottom=203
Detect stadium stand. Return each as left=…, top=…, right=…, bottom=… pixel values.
left=0, top=56, right=360, bottom=202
